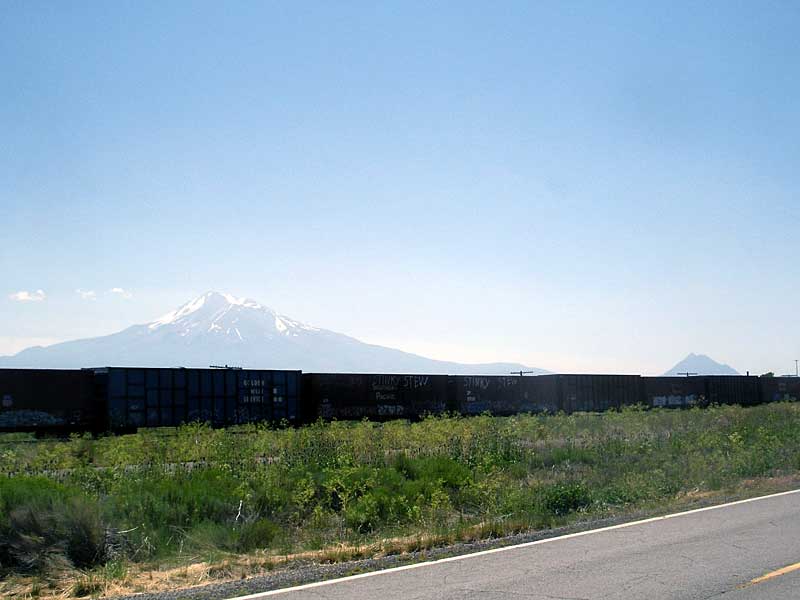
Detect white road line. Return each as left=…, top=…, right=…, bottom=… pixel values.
left=225, top=488, right=800, bottom=600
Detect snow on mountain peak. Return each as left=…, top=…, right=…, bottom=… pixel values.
left=146, top=291, right=318, bottom=337
left=220, top=292, right=262, bottom=309
left=149, top=293, right=209, bottom=329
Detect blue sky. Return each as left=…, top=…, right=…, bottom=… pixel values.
left=2, top=1, right=799, bottom=374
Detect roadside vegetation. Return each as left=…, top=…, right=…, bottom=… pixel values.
left=2, top=402, right=800, bottom=598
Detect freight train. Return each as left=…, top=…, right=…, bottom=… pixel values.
left=1, top=367, right=799, bottom=434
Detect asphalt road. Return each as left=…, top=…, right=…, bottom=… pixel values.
left=229, top=489, right=800, bottom=600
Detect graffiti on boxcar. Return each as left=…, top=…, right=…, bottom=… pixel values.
left=372, top=375, right=400, bottom=391
left=463, top=377, right=490, bottom=390
left=652, top=394, right=697, bottom=407
left=0, top=410, right=64, bottom=427
left=403, top=375, right=429, bottom=388
left=371, top=375, right=430, bottom=390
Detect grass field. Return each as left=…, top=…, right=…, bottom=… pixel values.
left=2, top=402, right=800, bottom=598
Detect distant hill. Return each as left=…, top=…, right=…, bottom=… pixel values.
left=0, top=291, right=549, bottom=375
left=663, top=353, right=739, bottom=376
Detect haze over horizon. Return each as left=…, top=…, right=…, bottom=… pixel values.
left=2, top=3, right=799, bottom=376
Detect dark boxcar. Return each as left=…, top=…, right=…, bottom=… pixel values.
left=706, top=375, right=760, bottom=406
left=521, top=375, right=561, bottom=413
left=643, top=376, right=708, bottom=408
left=534, top=374, right=642, bottom=413
left=304, top=373, right=448, bottom=421
left=94, top=367, right=301, bottom=430
left=0, top=369, right=97, bottom=431
left=758, top=376, right=800, bottom=404
left=448, top=375, right=530, bottom=415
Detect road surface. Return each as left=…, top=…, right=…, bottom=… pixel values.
left=229, top=489, right=800, bottom=600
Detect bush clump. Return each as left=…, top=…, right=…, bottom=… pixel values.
left=0, top=495, right=107, bottom=573
left=541, top=482, right=593, bottom=516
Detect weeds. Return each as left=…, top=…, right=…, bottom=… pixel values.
left=0, top=403, right=799, bottom=588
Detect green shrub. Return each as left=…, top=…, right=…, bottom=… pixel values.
left=108, top=468, right=240, bottom=531
left=345, top=494, right=380, bottom=533
left=541, top=482, right=593, bottom=516
left=237, top=518, right=281, bottom=552
left=0, top=476, right=73, bottom=519
left=181, top=521, right=237, bottom=554
left=394, top=455, right=472, bottom=488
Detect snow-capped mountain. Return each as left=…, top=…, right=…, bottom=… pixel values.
left=0, top=291, right=547, bottom=374
left=146, top=292, right=322, bottom=342
left=663, top=353, right=739, bottom=376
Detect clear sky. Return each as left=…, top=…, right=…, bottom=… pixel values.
left=2, top=1, right=798, bottom=375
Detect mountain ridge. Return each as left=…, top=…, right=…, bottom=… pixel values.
left=0, top=291, right=548, bottom=375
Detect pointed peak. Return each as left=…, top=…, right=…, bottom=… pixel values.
left=664, top=353, right=739, bottom=376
